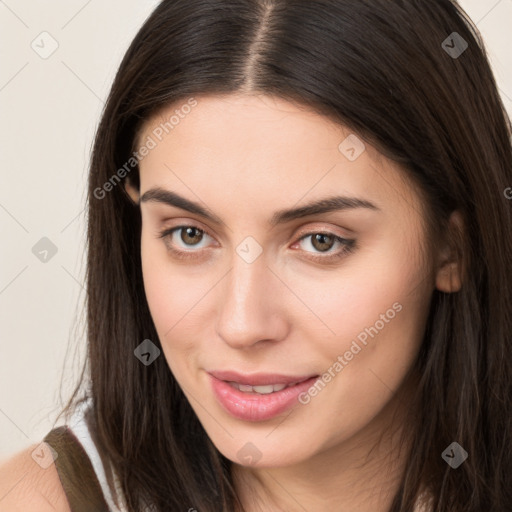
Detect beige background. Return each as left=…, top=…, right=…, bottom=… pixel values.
left=1, top=0, right=511, bottom=460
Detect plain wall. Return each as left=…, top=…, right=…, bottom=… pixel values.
left=1, top=0, right=511, bottom=460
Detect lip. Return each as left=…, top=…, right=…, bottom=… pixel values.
left=208, top=371, right=319, bottom=422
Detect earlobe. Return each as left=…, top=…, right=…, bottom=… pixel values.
left=435, top=262, right=462, bottom=293
left=434, top=210, right=464, bottom=293
left=124, top=178, right=140, bottom=204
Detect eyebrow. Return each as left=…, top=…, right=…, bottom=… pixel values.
left=139, top=187, right=380, bottom=227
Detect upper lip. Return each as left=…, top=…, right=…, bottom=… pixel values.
left=208, top=370, right=318, bottom=386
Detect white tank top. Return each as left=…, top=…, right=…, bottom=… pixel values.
left=65, top=399, right=127, bottom=512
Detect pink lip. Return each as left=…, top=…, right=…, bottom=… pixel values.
left=208, top=371, right=319, bottom=422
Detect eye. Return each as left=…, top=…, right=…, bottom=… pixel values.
left=293, top=231, right=355, bottom=262
left=158, top=225, right=214, bottom=259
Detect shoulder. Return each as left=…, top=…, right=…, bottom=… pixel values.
left=0, top=443, right=70, bottom=512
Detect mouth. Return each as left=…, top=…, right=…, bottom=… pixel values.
left=225, top=379, right=311, bottom=394
left=208, top=369, right=317, bottom=387
left=207, top=371, right=320, bottom=422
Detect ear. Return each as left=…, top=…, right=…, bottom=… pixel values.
left=124, top=178, right=140, bottom=205
left=435, top=210, right=464, bottom=293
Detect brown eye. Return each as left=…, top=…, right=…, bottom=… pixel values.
left=294, top=231, right=356, bottom=262
left=180, top=226, right=204, bottom=246
left=157, top=225, right=214, bottom=256
left=310, top=233, right=336, bottom=252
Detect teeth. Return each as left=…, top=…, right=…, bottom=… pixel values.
left=228, top=382, right=291, bottom=394
left=251, top=385, right=276, bottom=394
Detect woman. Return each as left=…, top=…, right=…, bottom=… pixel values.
left=1, top=0, right=511, bottom=511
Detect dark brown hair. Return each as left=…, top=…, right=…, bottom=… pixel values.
left=55, top=0, right=512, bottom=510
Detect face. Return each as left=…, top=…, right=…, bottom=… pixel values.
left=128, top=93, right=440, bottom=469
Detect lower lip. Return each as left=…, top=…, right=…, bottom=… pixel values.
left=208, top=374, right=319, bottom=422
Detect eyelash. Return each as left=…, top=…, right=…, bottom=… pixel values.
left=157, top=225, right=356, bottom=263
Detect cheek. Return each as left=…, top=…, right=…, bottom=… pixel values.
left=141, top=260, right=193, bottom=381
left=291, top=279, right=429, bottom=449
left=141, top=237, right=183, bottom=344
left=140, top=238, right=211, bottom=367
left=141, top=242, right=169, bottom=325
left=293, top=246, right=425, bottom=346
left=296, top=245, right=430, bottom=401
left=315, top=264, right=429, bottom=401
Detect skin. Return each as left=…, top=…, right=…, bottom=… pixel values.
left=0, top=443, right=71, bottom=511
left=125, top=93, right=462, bottom=511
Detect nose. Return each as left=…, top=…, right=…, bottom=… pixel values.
left=215, top=250, right=289, bottom=350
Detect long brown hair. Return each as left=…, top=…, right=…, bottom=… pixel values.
left=55, top=0, right=512, bottom=510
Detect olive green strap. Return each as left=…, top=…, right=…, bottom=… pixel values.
left=43, top=426, right=110, bottom=512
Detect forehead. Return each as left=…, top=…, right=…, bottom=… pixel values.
left=139, top=94, right=356, bottom=160
left=136, top=94, right=422, bottom=223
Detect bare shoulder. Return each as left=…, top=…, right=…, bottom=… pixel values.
left=0, top=443, right=70, bottom=512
